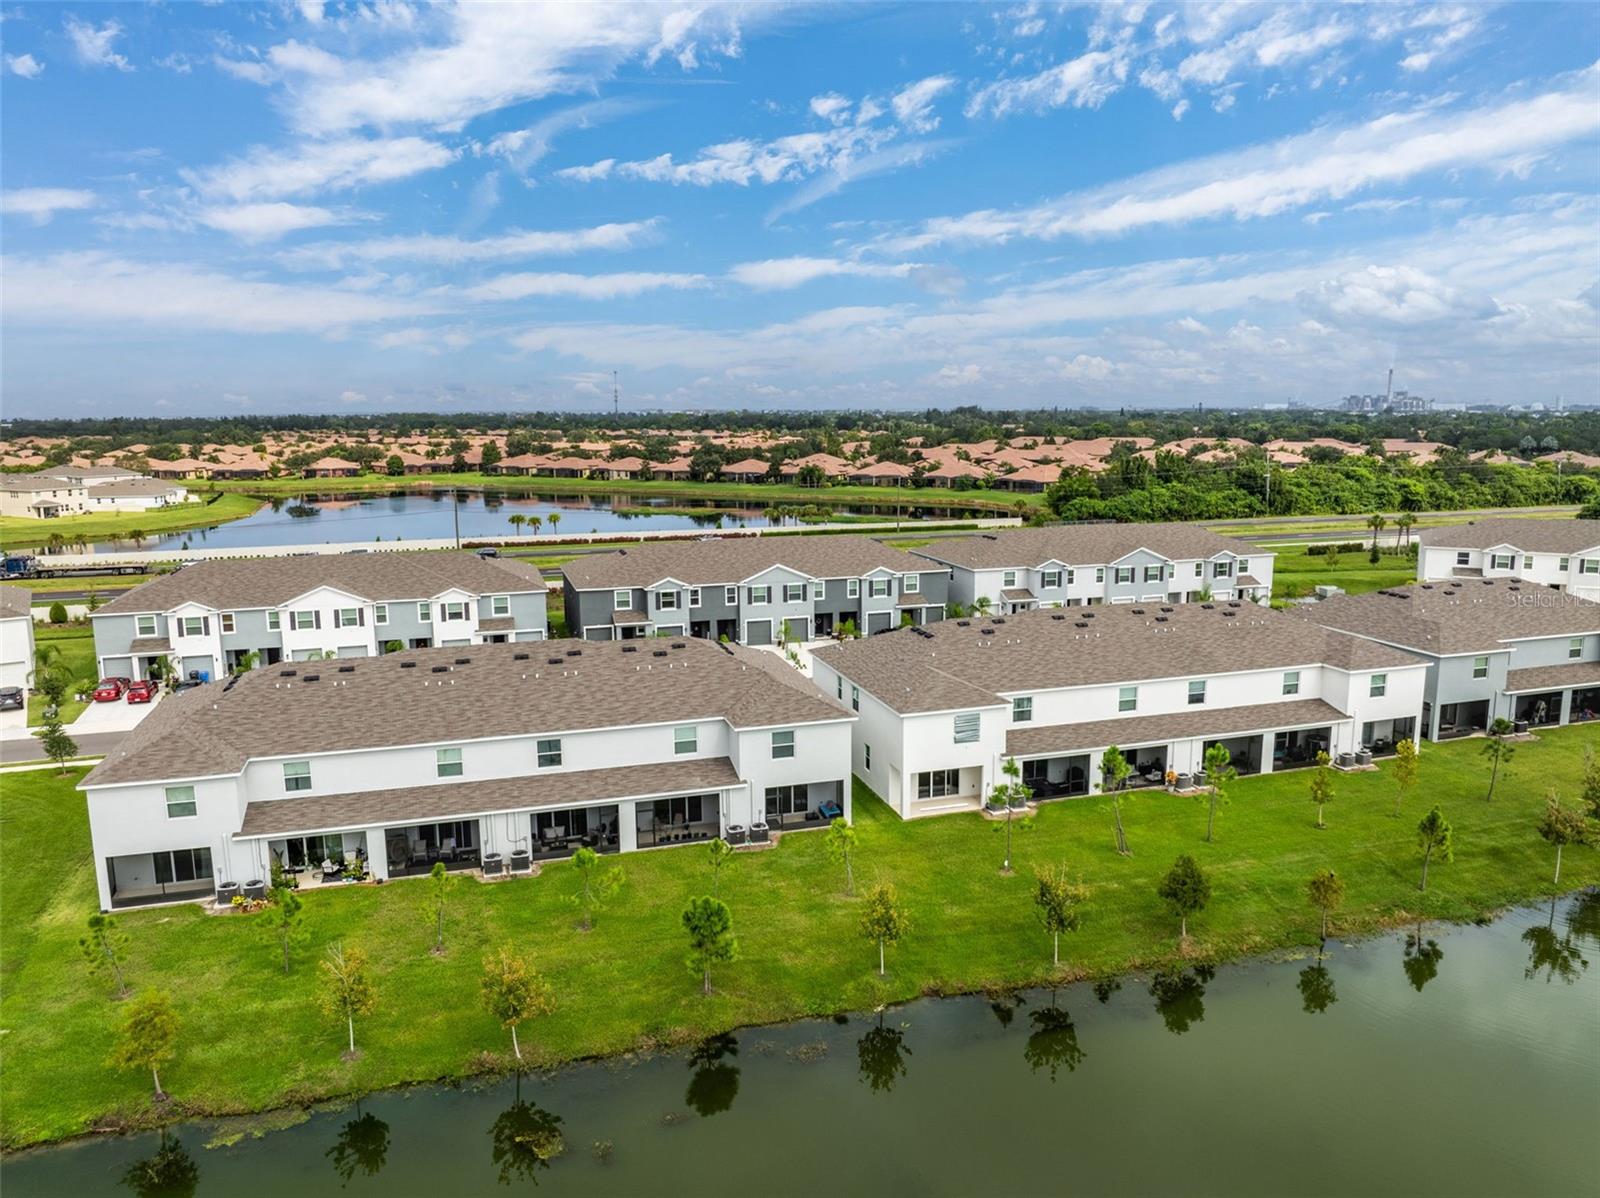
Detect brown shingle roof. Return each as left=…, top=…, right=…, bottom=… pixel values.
left=1294, top=580, right=1600, bottom=656
left=562, top=534, right=936, bottom=590
left=83, top=637, right=849, bottom=787
left=1503, top=660, right=1600, bottom=693
left=914, top=523, right=1266, bottom=570
left=97, top=552, right=547, bottom=616
left=1417, top=518, right=1600, bottom=555
left=1006, top=698, right=1348, bottom=756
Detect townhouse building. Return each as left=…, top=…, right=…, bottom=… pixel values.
left=79, top=637, right=853, bottom=910
left=914, top=524, right=1275, bottom=614
left=0, top=586, right=33, bottom=692
left=0, top=473, right=89, bottom=519
left=1295, top=579, right=1600, bottom=739
left=1416, top=519, right=1600, bottom=601
left=563, top=535, right=949, bottom=644
left=811, top=602, right=1422, bottom=820
left=91, top=552, right=549, bottom=683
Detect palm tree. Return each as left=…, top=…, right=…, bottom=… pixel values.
left=528, top=515, right=543, bottom=536
left=507, top=514, right=526, bottom=538
left=1366, top=513, right=1386, bottom=551
left=1395, top=512, right=1415, bottom=549
left=128, top=529, right=148, bottom=551
left=547, top=512, right=560, bottom=538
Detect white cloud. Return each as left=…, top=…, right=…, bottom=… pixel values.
left=727, top=256, right=924, bottom=290
left=966, top=50, right=1127, bottom=118
left=195, top=202, right=356, bottom=241
left=481, top=97, right=652, bottom=174
left=65, top=16, right=132, bottom=71
left=1, top=187, right=97, bottom=224
left=1170, top=98, right=1190, bottom=120
left=1298, top=264, right=1498, bottom=327
left=461, top=270, right=709, bottom=302
left=809, top=92, right=852, bottom=124
left=298, top=0, right=326, bottom=24
left=5, top=53, right=44, bottom=79
left=279, top=220, right=661, bottom=269
left=182, top=136, right=458, bottom=203
left=891, top=75, right=957, bottom=133
left=883, top=68, right=1600, bottom=250
left=555, top=158, right=616, bottom=183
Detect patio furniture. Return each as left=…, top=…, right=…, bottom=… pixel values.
left=816, top=798, right=843, bottom=821
left=481, top=852, right=504, bottom=876
left=439, top=837, right=457, bottom=862
left=321, top=859, right=341, bottom=882
left=408, top=838, right=429, bottom=866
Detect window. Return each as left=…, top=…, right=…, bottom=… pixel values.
left=1472, top=655, right=1489, bottom=679
left=283, top=761, right=311, bottom=793
left=674, top=726, right=697, bottom=755
left=864, top=744, right=872, bottom=770
left=784, top=583, right=806, bottom=603
left=1145, top=565, right=1164, bottom=583
left=847, top=579, right=860, bottom=599
left=1582, top=559, right=1599, bottom=576
left=836, top=675, right=843, bottom=700
left=749, top=585, right=772, bottom=605
left=1491, top=554, right=1513, bottom=571
left=491, top=595, right=510, bottom=616
left=1012, top=696, right=1033, bottom=722
left=763, top=786, right=808, bottom=820
left=442, top=602, right=467, bottom=621
left=771, top=730, right=795, bottom=759
left=1114, top=567, right=1134, bottom=585
left=903, top=574, right=920, bottom=594
left=690, top=588, right=702, bottom=608
left=336, top=607, right=362, bottom=628
left=220, top=613, right=236, bottom=634
left=658, top=590, right=680, bottom=611
left=1041, top=570, right=1061, bottom=589
left=812, top=580, right=826, bottom=600
left=1558, top=557, right=1569, bottom=572
left=136, top=614, right=157, bottom=637
left=164, top=785, right=197, bottom=818
left=614, top=590, right=631, bottom=611
left=1066, top=569, right=1076, bottom=585
left=1569, top=637, right=1584, bottom=660
left=1456, top=551, right=1471, bottom=566
left=725, top=586, right=738, bottom=605
left=916, top=769, right=962, bottom=799
left=1003, top=570, right=1018, bottom=587
left=537, top=738, right=562, bottom=768
left=1238, top=559, right=1250, bottom=576
left=418, top=601, right=431, bottom=623
left=851, top=685, right=860, bottom=712
left=1370, top=673, right=1387, bottom=698
left=154, top=847, right=212, bottom=884
left=1095, top=567, right=1105, bottom=583
left=436, top=747, right=463, bottom=778
left=182, top=615, right=207, bottom=637
left=1188, top=679, right=1207, bottom=705
left=1523, top=555, right=1534, bottom=570
left=869, top=578, right=892, bottom=598
left=1213, top=560, right=1233, bottom=578
left=1118, top=686, right=1138, bottom=712
left=267, top=610, right=281, bottom=631
left=953, top=712, right=980, bottom=743
left=291, top=611, right=317, bottom=631
left=1282, top=670, right=1301, bottom=696
left=374, top=603, right=388, bottom=625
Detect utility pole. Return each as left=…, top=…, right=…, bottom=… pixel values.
left=452, top=491, right=461, bottom=550
left=613, top=370, right=619, bottom=421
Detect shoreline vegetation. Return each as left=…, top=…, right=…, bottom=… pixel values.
left=3, top=726, right=1596, bottom=1151
left=0, top=492, right=263, bottom=550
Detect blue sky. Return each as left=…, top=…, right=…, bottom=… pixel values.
left=2, top=1, right=1597, bottom=417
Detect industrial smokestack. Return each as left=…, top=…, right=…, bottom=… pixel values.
left=1385, top=367, right=1394, bottom=403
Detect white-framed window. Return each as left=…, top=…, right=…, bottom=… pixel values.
left=1041, top=570, right=1061, bottom=589
left=812, top=580, right=826, bottom=600
left=1144, top=565, right=1164, bottom=583
left=1582, top=559, right=1599, bottom=575
left=749, top=585, right=772, bottom=605
left=1194, top=562, right=1203, bottom=577
left=784, top=583, right=806, bottom=603
left=417, top=601, right=431, bottom=623
left=657, top=590, right=680, bottom=611
left=1114, top=567, right=1134, bottom=584
left=903, top=574, right=920, bottom=594
left=537, top=738, right=562, bottom=768
left=374, top=603, right=388, bottom=625
left=336, top=607, right=362, bottom=628
left=1558, top=557, right=1569, bottom=572
left=869, top=578, right=892, bottom=598
left=864, top=744, right=872, bottom=770
left=1188, top=679, right=1207, bottom=705
left=1472, top=655, right=1489, bottom=679
left=771, top=730, right=795, bottom=759
left=953, top=712, right=980, bottom=743
left=1491, top=554, right=1514, bottom=570
left=613, top=590, right=631, bottom=611
left=725, top=585, right=738, bottom=605
left=1012, top=696, right=1033, bottom=722
left=267, top=610, right=280, bottom=631
left=1283, top=670, right=1301, bottom=696
left=165, top=785, right=197, bottom=818
left=1213, top=560, right=1233, bottom=578
left=1456, top=551, right=1471, bottom=566
left=182, top=615, right=207, bottom=637
left=1570, top=637, right=1585, bottom=660
left=689, top=588, right=702, bottom=608
left=1523, top=555, right=1534, bottom=570
left=1238, top=559, right=1250, bottom=576
left=1118, top=685, right=1138, bottom=712
left=1094, top=567, right=1105, bottom=584
left=917, top=769, right=962, bottom=799
left=1002, top=570, right=1018, bottom=587
left=442, top=602, right=467, bottom=621
left=283, top=761, right=311, bottom=793
left=1066, top=569, right=1077, bottom=585
left=436, top=747, right=463, bottom=778
left=674, top=726, right=697, bottom=755
left=1370, top=673, right=1387, bottom=698
left=136, top=614, right=157, bottom=637
left=847, top=579, right=860, bottom=599
left=851, top=685, right=860, bottom=712
left=220, top=613, right=236, bottom=634
left=291, top=611, right=317, bottom=631
left=491, top=595, right=510, bottom=617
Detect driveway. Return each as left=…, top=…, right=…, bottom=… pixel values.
left=0, top=706, right=28, bottom=740
left=68, top=692, right=162, bottom=735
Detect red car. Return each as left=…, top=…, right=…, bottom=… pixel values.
left=92, top=678, right=129, bottom=702
left=125, top=680, right=158, bottom=704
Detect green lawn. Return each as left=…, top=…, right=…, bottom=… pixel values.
left=0, top=574, right=161, bottom=596
left=0, top=492, right=262, bottom=550
left=2, top=727, right=1597, bottom=1149
left=26, top=624, right=96, bottom=725
left=1271, top=546, right=1419, bottom=599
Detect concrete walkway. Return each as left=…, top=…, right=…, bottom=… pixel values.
left=0, top=731, right=124, bottom=764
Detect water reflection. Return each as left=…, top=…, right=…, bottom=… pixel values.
left=1523, top=898, right=1590, bottom=985
left=989, top=990, right=1025, bottom=1027
left=1297, top=946, right=1338, bottom=1015
left=857, top=1012, right=912, bottom=1094
left=1148, top=966, right=1213, bottom=1035
left=1566, top=889, right=1600, bottom=946
left=1092, top=978, right=1122, bottom=1004
left=1403, top=920, right=1445, bottom=992
left=488, top=1076, right=564, bottom=1186
left=121, top=1130, right=199, bottom=1198
left=685, top=1033, right=741, bottom=1117
left=1022, top=993, right=1085, bottom=1080
left=327, top=1102, right=390, bottom=1185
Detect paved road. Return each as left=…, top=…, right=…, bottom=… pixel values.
left=1, top=729, right=123, bottom=764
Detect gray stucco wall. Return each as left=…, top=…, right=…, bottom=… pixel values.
left=92, top=613, right=144, bottom=661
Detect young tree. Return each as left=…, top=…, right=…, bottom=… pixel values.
left=570, top=846, right=623, bottom=932
left=859, top=883, right=910, bottom=976
left=38, top=714, right=79, bottom=774
left=262, top=884, right=305, bottom=974
left=1033, top=866, right=1089, bottom=969
left=1157, top=854, right=1211, bottom=943
left=1201, top=741, right=1237, bottom=844
left=421, top=861, right=456, bottom=954
left=1416, top=806, right=1454, bottom=892
left=480, top=946, right=556, bottom=1062
left=109, top=990, right=178, bottom=1101
left=1309, top=750, right=1335, bottom=829
left=80, top=912, right=131, bottom=997
left=317, top=943, right=377, bottom=1057
left=385, top=454, right=404, bottom=477
left=1306, top=868, right=1345, bottom=940
left=508, top=513, right=526, bottom=537
left=1099, top=745, right=1133, bottom=856
left=1536, top=790, right=1592, bottom=886
left=1391, top=737, right=1419, bottom=817
left=1366, top=512, right=1387, bottom=553
left=706, top=837, right=734, bottom=897
left=991, top=757, right=1034, bottom=872
left=825, top=817, right=858, bottom=896
left=1580, top=746, right=1600, bottom=821
left=682, top=896, right=739, bottom=996
left=1481, top=717, right=1516, bottom=801
left=48, top=599, right=68, bottom=625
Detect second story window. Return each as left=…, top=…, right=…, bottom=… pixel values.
left=1457, top=551, right=1471, bottom=566
left=749, top=585, right=772, bottom=605
left=291, top=611, right=318, bottom=631
left=812, top=580, right=825, bottom=600
left=165, top=785, right=197, bottom=819
left=1490, top=554, right=1513, bottom=570
left=771, top=730, right=795, bottom=759
left=847, top=579, right=860, bottom=599
left=1370, top=673, right=1387, bottom=698
left=658, top=590, right=680, bottom=611
left=903, top=574, right=920, bottom=594
left=1213, top=560, right=1233, bottom=578
left=442, top=602, right=467, bottom=621
left=1283, top=670, right=1301, bottom=695
left=1472, top=656, right=1489, bottom=679
left=953, top=712, right=980, bottom=743
left=374, top=604, right=388, bottom=625
left=219, top=613, right=236, bottom=634
left=725, top=585, right=738, bottom=605
left=1002, top=570, right=1017, bottom=587
left=1188, top=680, right=1207, bottom=705
left=690, top=588, right=702, bottom=608
left=1041, top=570, right=1061, bottom=589
left=1558, top=557, right=1569, bottom=572
left=181, top=615, right=208, bottom=637
left=283, top=761, right=311, bottom=792
left=674, top=726, right=697, bottom=755
left=1118, top=686, right=1138, bottom=712
left=1145, top=565, right=1164, bottom=583
left=1115, top=567, right=1134, bottom=584
left=267, top=610, right=280, bottom=631
left=784, top=583, right=806, bottom=603
left=491, top=595, right=510, bottom=616
left=869, top=578, right=891, bottom=598
left=436, top=747, right=463, bottom=778
left=537, top=738, right=562, bottom=768
left=851, top=685, right=860, bottom=712
left=417, top=601, right=431, bottom=623
left=614, top=590, right=631, bottom=611
left=136, top=614, right=157, bottom=636
left=1012, top=696, right=1033, bottom=722
left=335, top=608, right=362, bottom=628
left=1570, top=637, right=1585, bottom=660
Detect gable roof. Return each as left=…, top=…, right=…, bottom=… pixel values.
left=1292, top=579, right=1600, bottom=655
left=1417, top=518, right=1600, bottom=556
left=561, top=534, right=937, bottom=589
left=913, top=523, right=1266, bottom=570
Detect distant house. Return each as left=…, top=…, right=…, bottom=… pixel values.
left=922, top=460, right=992, bottom=488
left=145, top=458, right=211, bottom=480
left=720, top=457, right=772, bottom=483
left=993, top=463, right=1062, bottom=493
left=778, top=453, right=852, bottom=482
left=847, top=461, right=913, bottom=486
left=303, top=457, right=362, bottom=479
left=489, top=453, right=547, bottom=477
left=593, top=457, right=645, bottom=481
left=651, top=457, right=694, bottom=481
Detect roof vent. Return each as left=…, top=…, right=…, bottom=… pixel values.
left=1420, top=584, right=1434, bottom=590
left=1508, top=585, right=1520, bottom=592
left=303, top=674, right=321, bottom=682
left=431, top=665, right=449, bottom=673
left=671, top=641, right=687, bottom=649
left=566, top=649, right=583, bottom=657
left=992, top=617, right=1007, bottom=625
left=1155, top=616, right=1168, bottom=623
left=621, top=645, right=638, bottom=654
left=455, top=656, right=471, bottom=665
left=513, top=652, right=529, bottom=661
left=980, top=628, right=996, bottom=636
left=1050, top=613, right=1065, bottom=621
left=1131, top=607, right=1146, bottom=615
left=1074, top=620, right=1088, bottom=628
left=956, top=620, right=971, bottom=627
left=1200, top=603, right=1215, bottom=610
left=1081, top=611, right=1095, bottom=619
left=653, top=649, right=669, bottom=657
left=547, top=657, right=563, bottom=665
left=399, top=661, right=417, bottom=670
left=1220, top=611, right=1236, bottom=619
left=1227, top=601, right=1242, bottom=608
left=279, top=668, right=297, bottom=677
left=1160, top=606, right=1174, bottom=613
left=337, top=665, right=355, bottom=673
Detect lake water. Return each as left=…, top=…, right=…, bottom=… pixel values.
left=90, top=490, right=968, bottom=554
left=6, top=895, right=1596, bottom=1197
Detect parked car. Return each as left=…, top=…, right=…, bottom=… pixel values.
left=124, top=680, right=158, bottom=704
left=0, top=686, right=23, bottom=711
left=474, top=546, right=500, bottom=558
left=92, top=678, right=129, bottom=702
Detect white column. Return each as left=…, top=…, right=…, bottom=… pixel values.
left=1259, top=732, right=1275, bottom=774
left=618, top=800, right=638, bottom=852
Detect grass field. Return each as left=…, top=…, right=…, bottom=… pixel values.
left=0, top=574, right=160, bottom=596
left=2, top=725, right=1596, bottom=1149
left=25, top=624, right=96, bottom=725
left=0, top=493, right=263, bottom=550
left=1270, top=547, right=1420, bottom=599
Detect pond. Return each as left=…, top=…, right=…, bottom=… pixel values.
left=6, top=895, right=1596, bottom=1196
left=90, top=490, right=975, bottom=554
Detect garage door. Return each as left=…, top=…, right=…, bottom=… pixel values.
left=102, top=656, right=133, bottom=680
left=745, top=619, right=773, bottom=646
left=784, top=617, right=810, bottom=644
left=866, top=611, right=893, bottom=635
